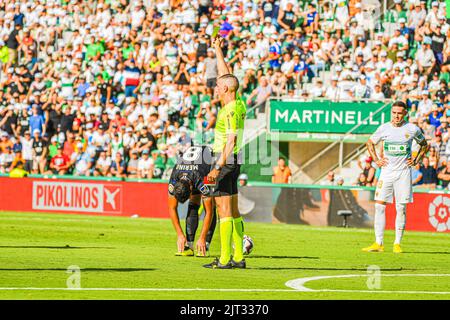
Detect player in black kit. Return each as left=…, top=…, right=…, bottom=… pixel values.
left=168, top=145, right=217, bottom=257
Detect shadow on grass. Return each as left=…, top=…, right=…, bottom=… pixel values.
left=249, top=267, right=416, bottom=271
left=0, top=268, right=157, bottom=272
left=248, top=255, right=320, bottom=260
left=0, top=245, right=115, bottom=249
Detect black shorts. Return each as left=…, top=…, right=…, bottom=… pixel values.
left=206, top=78, right=217, bottom=89
left=211, top=154, right=240, bottom=196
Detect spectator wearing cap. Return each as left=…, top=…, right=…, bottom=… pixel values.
left=238, top=173, right=249, bottom=186
left=122, top=127, right=136, bottom=157
left=96, top=74, right=112, bottom=105
left=91, top=124, right=110, bottom=151
left=393, top=51, right=406, bottom=71
left=430, top=21, right=446, bottom=65
left=0, top=132, right=14, bottom=153
left=398, top=18, right=410, bottom=40
left=177, top=127, right=192, bottom=150
left=31, top=129, right=48, bottom=174
left=416, top=90, right=433, bottom=117
left=71, top=144, right=95, bottom=177
left=127, top=150, right=140, bottom=178
left=407, top=1, right=426, bottom=38
left=437, top=117, right=449, bottom=137
left=9, top=141, right=26, bottom=171
left=136, top=126, right=156, bottom=154
left=19, top=130, right=33, bottom=172
left=165, top=125, right=179, bottom=146
left=110, top=131, right=124, bottom=160
left=137, top=149, right=153, bottom=179
left=426, top=1, right=440, bottom=29
left=123, top=59, right=141, bottom=98
left=432, top=128, right=447, bottom=159
left=100, top=112, right=111, bottom=131
left=428, top=73, right=442, bottom=93
left=377, top=50, right=393, bottom=75
left=416, top=36, right=435, bottom=76
left=28, top=105, right=45, bottom=137
left=429, top=104, right=443, bottom=129
left=388, top=26, right=409, bottom=54
left=0, top=143, right=14, bottom=173
left=325, top=75, right=341, bottom=101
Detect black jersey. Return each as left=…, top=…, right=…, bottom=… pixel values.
left=168, top=146, right=214, bottom=197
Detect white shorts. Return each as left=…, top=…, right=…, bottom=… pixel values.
left=375, top=168, right=413, bottom=204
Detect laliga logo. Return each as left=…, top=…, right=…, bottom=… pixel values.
left=428, top=196, right=450, bottom=232
left=104, top=187, right=120, bottom=210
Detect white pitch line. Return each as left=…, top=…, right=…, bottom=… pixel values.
left=0, top=287, right=296, bottom=292
left=285, top=274, right=450, bottom=294
left=2, top=274, right=450, bottom=294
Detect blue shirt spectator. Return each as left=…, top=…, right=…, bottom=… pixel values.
left=29, top=107, right=45, bottom=135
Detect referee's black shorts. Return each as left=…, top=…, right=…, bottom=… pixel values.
left=211, top=153, right=241, bottom=196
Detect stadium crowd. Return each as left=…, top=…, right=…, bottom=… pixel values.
left=0, top=0, right=449, bottom=185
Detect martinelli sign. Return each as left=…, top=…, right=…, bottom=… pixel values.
left=269, top=100, right=391, bottom=134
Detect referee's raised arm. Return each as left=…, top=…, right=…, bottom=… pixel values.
left=212, top=37, right=231, bottom=77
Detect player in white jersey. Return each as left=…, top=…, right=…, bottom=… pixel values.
left=363, top=101, right=429, bottom=253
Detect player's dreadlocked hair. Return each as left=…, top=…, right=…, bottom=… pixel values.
left=174, top=179, right=191, bottom=204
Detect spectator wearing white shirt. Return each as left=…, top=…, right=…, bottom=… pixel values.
left=350, top=75, right=371, bottom=99
left=416, top=90, right=433, bottom=117
left=325, top=76, right=341, bottom=101
left=94, top=150, right=112, bottom=177
left=370, top=83, right=386, bottom=101
left=138, top=149, right=154, bottom=179
left=416, top=36, right=436, bottom=76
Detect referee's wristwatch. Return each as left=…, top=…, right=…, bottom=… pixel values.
left=214, top=164, right=222, bottom=171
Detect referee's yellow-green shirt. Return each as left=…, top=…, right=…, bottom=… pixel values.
left=212, top=95, right=246, bottom=155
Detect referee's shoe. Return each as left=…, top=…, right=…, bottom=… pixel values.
left=230, top=259, right=246, bottom=269
left=203, top=257, right=232, bottom=269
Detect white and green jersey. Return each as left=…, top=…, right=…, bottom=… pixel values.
left=370, top=122, right=425, bottom=171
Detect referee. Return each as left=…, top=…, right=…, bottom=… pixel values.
left=203, top=36, right=247, bottom=269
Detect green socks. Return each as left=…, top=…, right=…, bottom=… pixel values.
left=232, top=217, right=245, bottom=262
left=219, top=217, right=233, bottom=265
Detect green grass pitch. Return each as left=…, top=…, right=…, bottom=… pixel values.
left=0, top=211, right=449, bottom=300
